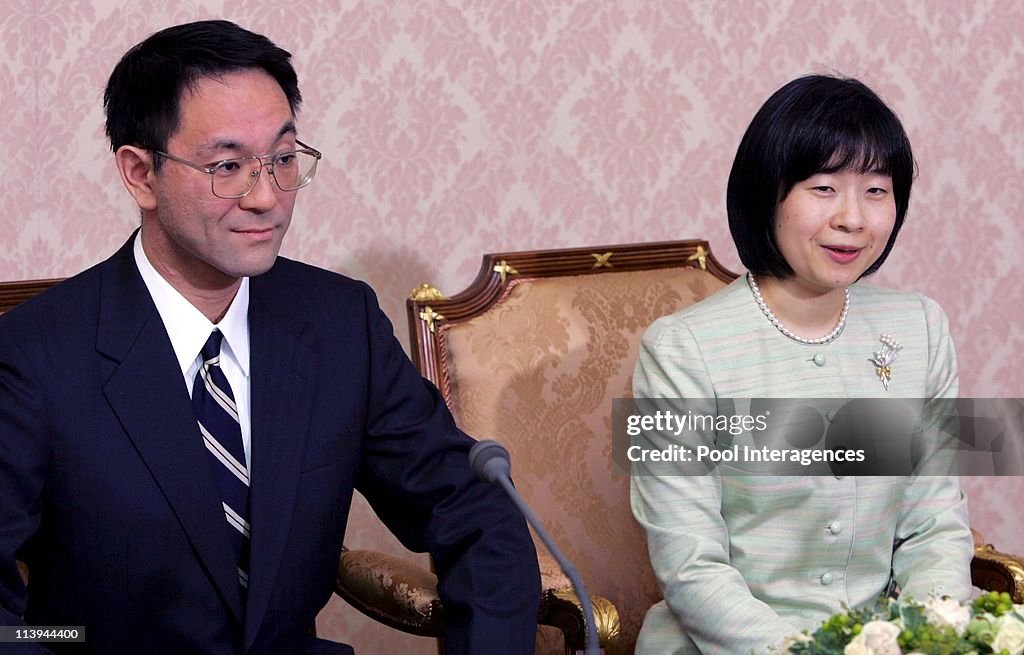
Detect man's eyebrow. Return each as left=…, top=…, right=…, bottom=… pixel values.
left=276, top=121, right=297, bottom=141
left=195, top=121, right=298, bottom=159
left=195, top=139, right=244, bottom=159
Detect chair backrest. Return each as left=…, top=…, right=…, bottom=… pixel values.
left=407, top=240, right=736, bottom=654
left=0, top=279, right=62, bottom=315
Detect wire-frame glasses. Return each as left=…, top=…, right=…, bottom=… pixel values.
left=153, top=140, right=322, bottom=199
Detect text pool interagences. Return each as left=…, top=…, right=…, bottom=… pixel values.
left=626, top=444, right=866, bottom=466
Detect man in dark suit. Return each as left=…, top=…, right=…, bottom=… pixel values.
left=0, top=20, right=540, bottom=654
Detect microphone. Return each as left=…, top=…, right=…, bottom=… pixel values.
left=468, top=439, right=512, bottom=484
left=469, top=440, right=600, bottom=655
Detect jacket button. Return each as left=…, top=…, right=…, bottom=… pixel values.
left=812, top=353, right=826, bottom=366
left=828, top=521, right=842, bottom=535
left=820, top=572, right=834, bottom=585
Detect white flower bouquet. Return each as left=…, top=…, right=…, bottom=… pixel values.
left=784, top=591, right=1024, bottom=654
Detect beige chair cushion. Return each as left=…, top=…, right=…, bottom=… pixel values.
left=439, top=266, right=726, bottom=654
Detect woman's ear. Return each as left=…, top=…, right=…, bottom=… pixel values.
left=114, top=146, right=158, bottom=211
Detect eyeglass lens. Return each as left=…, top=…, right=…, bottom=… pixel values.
left=212, top=151, right=319, bottom=198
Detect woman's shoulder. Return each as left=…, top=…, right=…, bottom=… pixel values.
left=851, top=281, right=950, bottom=327
left=643, top=277, right=759, bottom=345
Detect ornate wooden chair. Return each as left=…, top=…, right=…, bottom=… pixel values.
left=403, top=240, right=735, bottom=654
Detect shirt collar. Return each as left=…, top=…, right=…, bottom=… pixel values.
left=133, top=231, right=250, bottom=378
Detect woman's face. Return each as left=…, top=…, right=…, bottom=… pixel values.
left=773, top=169, right=897, bottom=296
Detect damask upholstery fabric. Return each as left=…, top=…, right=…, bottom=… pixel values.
left=438, top=266, right=726, bottom=654
left=338, top=550, right=443, bottom=622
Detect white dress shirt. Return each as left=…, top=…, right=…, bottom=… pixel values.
left=133, top=232, right=252, bottom=472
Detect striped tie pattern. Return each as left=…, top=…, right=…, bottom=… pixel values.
left=192, top=330, right=250, bottom=595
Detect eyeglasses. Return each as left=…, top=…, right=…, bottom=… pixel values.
left=153, top=140, right=322, bottom=199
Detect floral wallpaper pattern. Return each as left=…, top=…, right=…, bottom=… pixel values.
left=2, top=1, right=1021, bottom=651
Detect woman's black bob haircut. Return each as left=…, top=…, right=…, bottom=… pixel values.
left=727, top=74, right=915, bottom=279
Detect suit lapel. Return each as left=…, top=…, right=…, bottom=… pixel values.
left=96, top=240, right=245, bottom=624
left=243, top=286, right=317, bottom=647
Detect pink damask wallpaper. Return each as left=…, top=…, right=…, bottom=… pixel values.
left=2, top=1, right=1022, bottom=651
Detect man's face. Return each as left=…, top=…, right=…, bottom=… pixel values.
left=142, top=68, right=298, bottom=289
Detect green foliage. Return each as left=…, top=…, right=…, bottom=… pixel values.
left=784, top=593, right=1024, bottom=655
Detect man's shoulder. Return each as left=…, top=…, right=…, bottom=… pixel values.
left=255, top=257, right=371, bottom=302
left=1, top=252, right=383, bottom=334
left=250, top=257, right=385, bottom=332
left=0, top=259, right=107, bottom=331
left=260, top=256, right=358, bottom=285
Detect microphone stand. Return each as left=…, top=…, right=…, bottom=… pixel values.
left=470, top=440, right=600, bottom=655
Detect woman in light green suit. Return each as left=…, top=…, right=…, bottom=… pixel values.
left=630, top=75, right=972, bottom=655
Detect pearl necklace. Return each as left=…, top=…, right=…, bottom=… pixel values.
left=746, top=273, right=850, bottom=345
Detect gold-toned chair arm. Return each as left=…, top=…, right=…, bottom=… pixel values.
left=972, top=544, right=1024, bottom=603
left=335, top=547, right=620, bottom=651
left=541, top=586, right=620, bottom=652
left=536, top=549, right=619, bottom=650
left=335, top=549, right=446, bottom=637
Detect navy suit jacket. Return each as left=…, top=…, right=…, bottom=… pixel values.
left=0, top=238, right=540, bottom=654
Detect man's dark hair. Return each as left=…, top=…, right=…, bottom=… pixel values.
left=103, top=20, right=302, bottom=160
left=727, top=74, right=915, bottom=279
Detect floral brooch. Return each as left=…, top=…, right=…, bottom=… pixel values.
left=869, top=333, right=902, bottom=391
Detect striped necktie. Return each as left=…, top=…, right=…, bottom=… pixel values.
left=192, top=330, right=250, bottom=595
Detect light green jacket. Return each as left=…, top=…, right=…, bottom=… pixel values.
left=631, top=277, right=972, bottom=655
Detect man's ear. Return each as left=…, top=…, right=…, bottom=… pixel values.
left=114, top=146, right=158, bottom=211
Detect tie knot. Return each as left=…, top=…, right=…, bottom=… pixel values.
left=201, top=330, right=224, bottom=364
